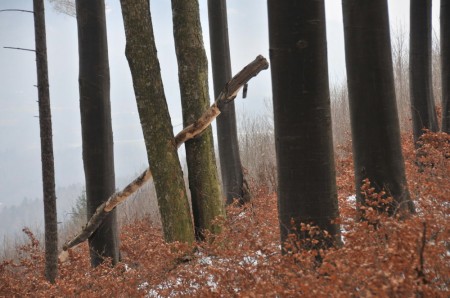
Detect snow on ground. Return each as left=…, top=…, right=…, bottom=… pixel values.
left=144, top=249, right=270, bottom=297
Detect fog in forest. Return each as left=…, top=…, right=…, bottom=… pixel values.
left=0, top=0, right=441, bottom=245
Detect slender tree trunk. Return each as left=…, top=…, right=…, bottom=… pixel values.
left=410, top=0, right=439, bottom=143
left=207, top=0, right=250, bottom=205
left=342, top=0, right=415, bottom=215
left=76, top=0, right=119, bottom=266
left=268, top=0, right=341, bottom=250
left=33, top=0, right=58, bottom=283
left=120, top=0, right=195, bottom=244
left=171, top=0, right=225, bottom=240
left=442, top=1, right=450, bottom=133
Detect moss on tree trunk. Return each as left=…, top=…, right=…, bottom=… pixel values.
left=120, top=0, right=194, bottom=243
left=171, top=0, right=225, bottom=240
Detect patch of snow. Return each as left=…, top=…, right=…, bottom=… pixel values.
left=198, top=256, right=213, bottom=266
left=239, top=255, right=258, bottom=266
left=347, top=195, right=356, bottom=203
left=138, top=281, right=149, bottom=291
left=238, top=211, right=246, bottom=218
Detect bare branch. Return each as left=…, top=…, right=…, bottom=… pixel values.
left=4, top=46, right=35, bottom=52
left=0, top=9, right=34, bottom=13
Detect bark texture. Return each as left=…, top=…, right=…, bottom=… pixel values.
left=171, top=0, right=225, bottom=240
left=342, top=0, right=415, bottom=214
left=120, top=0, right=195, bottom=243
left=442, top=1, right=450, bottom=133
left=268, top=0, right=341, bottom=249
left=410, top=0, right=438, bottom=143
left=76, top=0, right=119, bottom=266
left=207, top=0, right=250, bottom=205
left=34, top=0, right=58, bottom=283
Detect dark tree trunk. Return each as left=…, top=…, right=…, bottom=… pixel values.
left=268, top=0, right=341, bottom=249
left=33, top=0, right=58, bottom=283
left=171, top=0, right=225, bottom=240
left=207, top=0, right=250, bottom=205
left=76, top=0, right=119, bottom=266
left=342, top=0, right=415, bottom=215
left=442, top=1, right=450, bottom=133
left=120, top=0, right=195, bottom=244
left=410, top=0, right=439, bottom=143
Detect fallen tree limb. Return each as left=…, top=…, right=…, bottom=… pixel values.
left=61, top=55, right=268, bottom=254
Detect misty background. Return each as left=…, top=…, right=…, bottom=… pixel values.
left=0, top=1, right=441, bottom=243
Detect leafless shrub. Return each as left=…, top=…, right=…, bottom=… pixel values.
left=48, top=0, right=76, bottom=17
left=237, top=109, right=277, bottom=192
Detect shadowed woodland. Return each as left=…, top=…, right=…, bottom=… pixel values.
left=0, top=0, right=449, bottom=296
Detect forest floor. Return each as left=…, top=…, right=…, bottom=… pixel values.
left=0, top=132, right=449, bottom=297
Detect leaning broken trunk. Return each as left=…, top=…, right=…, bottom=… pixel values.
left=61, top=56, right=269, bottom=254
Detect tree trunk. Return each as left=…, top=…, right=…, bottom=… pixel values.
left=120, top=0, right=195, bottom=244
left=33, top=0, right=58, bottom=283
left=207, top=0, right=250, bottom=205
left=171, top=0, right=225, bottom=240
left=442, top=1, right=450, bottom=133
left=410, top=0, right=438, bottom=143
left=76, top=0, right=119, bottom=266
left=268, top=0, right=341, bottom=250
left=342, top=0, right=415, bottom=215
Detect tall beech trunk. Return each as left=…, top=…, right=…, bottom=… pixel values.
left=171, top=0, right=225, bottom=240
left=410, top=0, right=438, bottom=143
left=207, top=0, right=250, bottom=205
left=442, top=1, right=450, bottom=133
left=76, top=0, right=119, bottom=266
left=34, top=0, right=58, bottom=282
left=120, top=0, right=195, bottom=243
left=342, top=0, right=415, bottom=215
left=268, top=0, right=341, bottom=249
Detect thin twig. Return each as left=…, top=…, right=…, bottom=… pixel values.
left=416, top=222, right=428, bottom=284
left=4, top=46, right=35, bottom=52
left=0, top=9, right=34, bottom=13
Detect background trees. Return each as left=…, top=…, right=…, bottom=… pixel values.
left=76, top=0, right=119, bottom=266
left=410, top=0, right=438, bottom=143
left=207, top=0, right=250, bottom=205
left=342, top=0, right=415, bottom=215
left=268, top=0, right=341, bottom=248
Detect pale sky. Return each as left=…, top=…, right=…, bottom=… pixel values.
left=0, top=0, right=442, bottom=206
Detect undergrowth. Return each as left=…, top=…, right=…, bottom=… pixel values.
left=0, top=132, right=448, bottom=297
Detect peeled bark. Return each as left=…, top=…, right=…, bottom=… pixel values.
left=61, top=56, right=268, bottom=253
left=207, top=0, right=250, bottom=205
left=342, top=0, right=415, bottom=215
left=34, top=0, right=58, bottom=282
left=410, top=0, right=438, bottom=143
left=442, top=1, right=450, bottom=133
left=120, top=0, right=194, bottom=244
left=76, top=0, right=119, bottom=266
left=268, top=0, right=341, bottom=249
